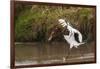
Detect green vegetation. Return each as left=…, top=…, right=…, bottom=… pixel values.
left=15, top=3, right=95, bottom=42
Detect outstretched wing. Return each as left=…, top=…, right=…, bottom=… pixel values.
left=74, top=33, right=80, bottom=43
left=77, top=31, right=82, bottom=43
left=72, top=28, right=83, bottom=43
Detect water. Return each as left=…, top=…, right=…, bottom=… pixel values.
left=15, top=42, right=95, bottom=66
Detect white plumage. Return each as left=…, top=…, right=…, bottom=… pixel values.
left=58, top=19, right=85, bottom=49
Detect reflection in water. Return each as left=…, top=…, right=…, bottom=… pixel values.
left=15, top=42, right=95, bottom=66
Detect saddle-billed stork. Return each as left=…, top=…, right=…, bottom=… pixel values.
left=58, top=19, right=85, bottom=49
left=58, top=19, right=85, bottom=61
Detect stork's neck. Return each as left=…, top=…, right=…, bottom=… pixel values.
left=67, top=24, right=74, bottom=31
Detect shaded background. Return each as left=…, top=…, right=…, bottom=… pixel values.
left=14, top=2, right=95, bottom=43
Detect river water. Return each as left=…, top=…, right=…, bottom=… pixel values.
left=15, top=42, right=95, bottom=66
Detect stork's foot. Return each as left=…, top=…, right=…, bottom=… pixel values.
left=62, top=57, right=66, bottom=62
left=62, top=55, right=70, bottom=62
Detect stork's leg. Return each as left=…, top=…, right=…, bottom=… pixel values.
left=65, top=45, right=73, bottom=61
left=65, top=49, right=70, bottom=61
left=62, top=45, right=67, bottom=63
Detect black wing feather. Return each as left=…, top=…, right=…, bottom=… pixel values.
left=74, top=33, right=80, bottom=43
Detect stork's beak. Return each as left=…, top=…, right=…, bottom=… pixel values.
left=48, top=36, right=52, bottom=41
left=48, top=31, right=54, bottom=41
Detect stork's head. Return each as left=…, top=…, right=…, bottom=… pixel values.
left=58, top=19, right=69, bottom=27
left=58, top=19, right=66, bottom=24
